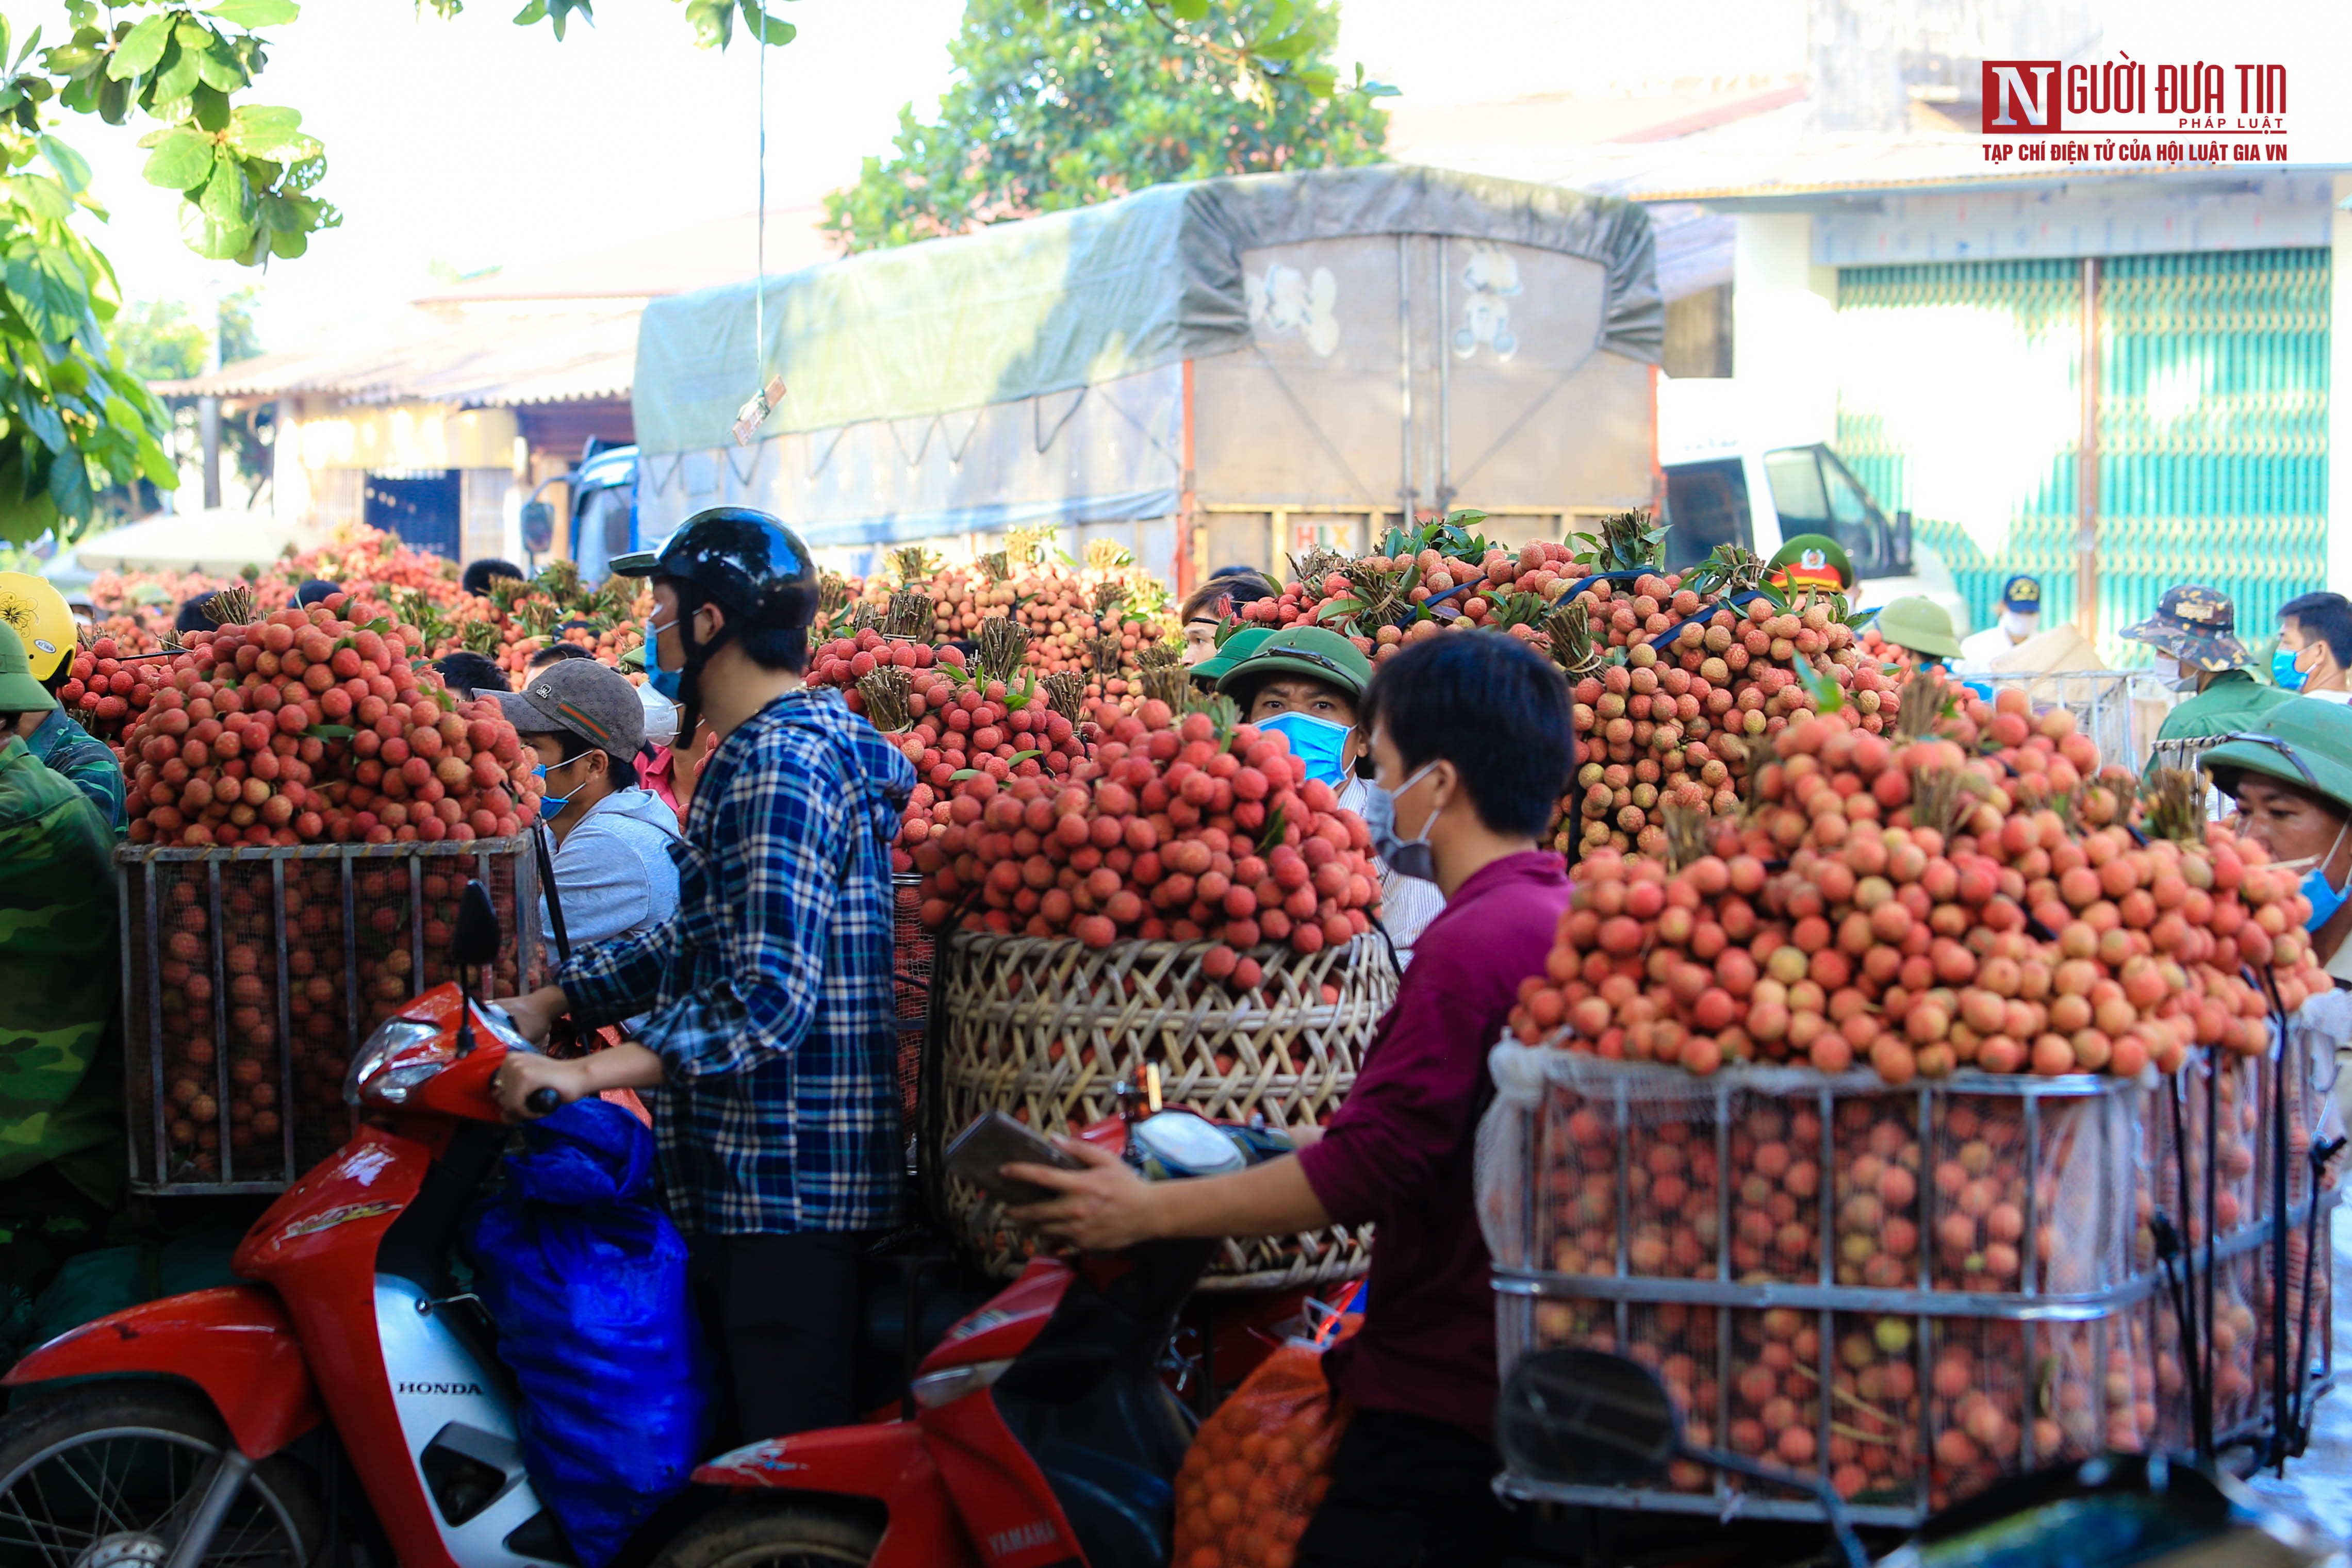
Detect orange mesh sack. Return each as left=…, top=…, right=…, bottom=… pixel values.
left=1173, top=1341, right=1352, bottom=1568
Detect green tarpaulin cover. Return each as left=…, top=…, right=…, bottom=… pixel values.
left=633, top=166, right=1661, bottom=456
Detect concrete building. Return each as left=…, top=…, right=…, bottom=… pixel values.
left=1383, top=7, right=2347, bottom=658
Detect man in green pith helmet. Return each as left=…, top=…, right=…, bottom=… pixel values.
left=2202, top=700, right=2352, bottom=982
left=1218, top=626, right=1444, bottom=961
left=2126, top=585, right=2288, bottom=775
left=0, top=620, right=123, bottom=1213
left=1874, top=596, right=1964, bottom=672
left=1766, top=533, right=1854, bottom=597
left=1188, top=623, right=1274, bottom=692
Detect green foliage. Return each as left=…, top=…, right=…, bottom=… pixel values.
left=425, top=0, right=796, bottom=47
left=825, top=0, right=1388, bottom=253
left=0, top=2, right=320, bottom=544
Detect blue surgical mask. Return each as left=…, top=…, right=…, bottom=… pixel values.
left=2297, top=820, right=2352, bottom=932
left=644, top=612, right=684, bottom=700
left=1362, top=761, right=1443, bottom=883
left=2274, top=644, right=2311, bottom=692
left=1257, top=711, right=1354, bottom=788
left=532, top=755, right=587, bottom=822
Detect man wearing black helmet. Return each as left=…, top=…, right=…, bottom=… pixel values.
left=489, top=507, right=916, bottom=1443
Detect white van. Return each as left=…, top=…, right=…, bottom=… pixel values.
left=1657, top=380, right=1970, bottom=635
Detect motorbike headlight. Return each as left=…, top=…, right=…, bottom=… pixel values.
left=345, top=1018, right=449, bottom=1108
left=910, top=1359, right=1012, bottom=1410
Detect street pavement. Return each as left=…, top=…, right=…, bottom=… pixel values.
left=2244, top=1204, right=2352, bottom=1543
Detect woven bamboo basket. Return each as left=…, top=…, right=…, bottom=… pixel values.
left=924, top=930, right=1397, bottom=1290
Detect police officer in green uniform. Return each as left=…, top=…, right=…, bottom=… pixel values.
left=0, top=620, right=122, bottom=1225
left=1766, top=533, right=1854, bottom=596
left=2124, top=585, right=2287, bottom=769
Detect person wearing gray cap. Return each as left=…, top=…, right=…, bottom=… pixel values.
left=496, top=659, right=682, bottom=981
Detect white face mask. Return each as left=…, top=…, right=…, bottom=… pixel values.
left=2000, top=610, right=2038, bottom=641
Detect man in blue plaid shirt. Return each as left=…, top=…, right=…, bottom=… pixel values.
left=494, top=508, right=914, bottom=1442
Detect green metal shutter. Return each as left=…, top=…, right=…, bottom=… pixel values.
left=2095, top=250, right=2330, bottom=656
left=1834, top=249, right=2330, bottom=660
left=1835, top=259, right=2084, bottom=636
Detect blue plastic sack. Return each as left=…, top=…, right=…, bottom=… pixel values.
left=460, top=1100, right=715, bottom=1568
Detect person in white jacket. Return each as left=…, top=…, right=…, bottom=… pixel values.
left=497, top=660, right=683, bottom=985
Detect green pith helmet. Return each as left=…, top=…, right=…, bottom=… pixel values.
left=1216, top=625, right=1373, bottom=707
left=2200, top=698, right=2352, bottom=816
left=1875, top=596, right=1963, bottom=661
left=1190, top=626, right=1275, bottom=686
left=0, top=622, right=58, bottom=715
left=1768, top=533, right=1855, bottom=592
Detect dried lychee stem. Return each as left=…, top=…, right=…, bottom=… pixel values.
left=202, top=586, right=254, bottom=626
left=857, top=667, right=914, bottom=732
left=1043, top=671, right=1088, bottom=724
left=1141, top=665, right=1189, bottom=708
left=2144, top=767, right=2207, bottom=843
left=884, top=589, right=933, bottom=640
left=976, top=616, right=1031, bottom=684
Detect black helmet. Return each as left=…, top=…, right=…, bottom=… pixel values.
left=613, top=507, right=817, bottom=632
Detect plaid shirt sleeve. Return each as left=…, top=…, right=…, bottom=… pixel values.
left=558, top=913, right=675, bottom=1026
left=632, top=732, right=846, bottom=1082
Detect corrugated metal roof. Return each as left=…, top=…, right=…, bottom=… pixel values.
left=156, top=305, right=639, bottom=406
left=1392, top=95, right=2350, bottom=210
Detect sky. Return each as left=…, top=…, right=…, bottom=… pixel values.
left=44, top=0, right=2352, bottom=352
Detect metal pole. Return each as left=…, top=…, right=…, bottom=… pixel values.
left=1399, top=236, right=1416, bottom=522
left=2076, top=256, right=2101, bottom=640
left=1179, top=359, right=1197, bottom=599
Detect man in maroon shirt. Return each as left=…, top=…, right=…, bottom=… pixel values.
left=1008, top=633, right=1574, bottom=1567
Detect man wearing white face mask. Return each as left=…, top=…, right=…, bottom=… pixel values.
left=2126, top=584, right=2288, bottom=775
left=1216, top=626, right=1444, bottom=962
left=1958, top=574, right=2043, bottom=667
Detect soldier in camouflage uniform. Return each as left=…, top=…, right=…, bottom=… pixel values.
left=0, top=573, right=123, bottom=833
left=0, top=620, right=119, bottom=1197
left=2126, top=585, right=2288, bottom=777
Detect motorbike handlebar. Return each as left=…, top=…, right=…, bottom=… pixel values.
left=524, top=1087, right=562, bottom=1117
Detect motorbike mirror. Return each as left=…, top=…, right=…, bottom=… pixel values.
left=453, top=881, right=502, bottom=972
left=521, top=500, right=555, bottom=554
left=1496, top=1348, right=1678, bottom=1487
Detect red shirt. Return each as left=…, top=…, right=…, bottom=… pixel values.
left=1296, top=850, right=1571, bottom=1439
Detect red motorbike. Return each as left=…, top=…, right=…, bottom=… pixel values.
left=0, top=884, right=1308, bottom=1568
left=0, top=885, right=582, bottom=1568
left=663, top=1109, right=1294, bottom=1568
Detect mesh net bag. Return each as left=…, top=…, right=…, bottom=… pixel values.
left=1171, top=1340, right=1351, bottom=1568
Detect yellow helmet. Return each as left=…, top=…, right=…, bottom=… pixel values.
left=0, top=572, right=75, bottom=685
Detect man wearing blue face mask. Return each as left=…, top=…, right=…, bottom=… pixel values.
left=2204, top=702, right=2352, bottom=986
left=2275, top=592, right=2352, bottom=706
left=495, top=658, right=682, bottom=990
left=1216, top=626, right=1444, bottom=960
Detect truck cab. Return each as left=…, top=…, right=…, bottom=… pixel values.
left=1657, top=380, right=1969, bottom=634
left=567, top=443, right=639, bottom=586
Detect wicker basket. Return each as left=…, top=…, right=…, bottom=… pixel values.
left=118, top=836, right=540, bottom=1194
left=924, top=930, right=1397, bottom=1290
